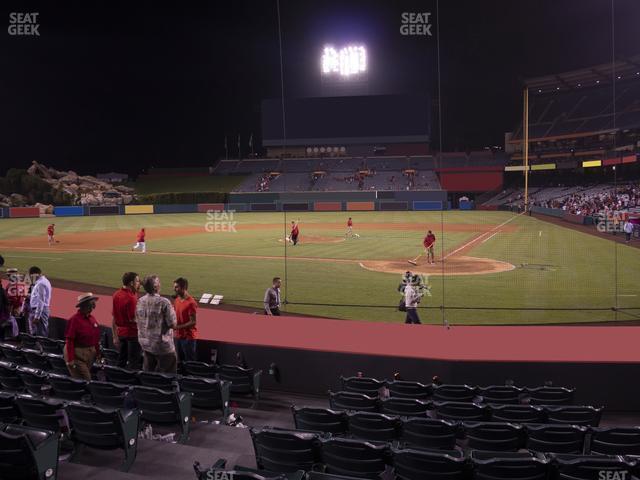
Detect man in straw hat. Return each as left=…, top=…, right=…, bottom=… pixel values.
left=64, top=292, right=102, bottom=380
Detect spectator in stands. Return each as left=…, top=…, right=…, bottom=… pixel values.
left=112, top=272, right=142, bottom=370
left=173, top=277, right=198, bottom=363
left=0, top=281, right=9, bottom=340
left=64, top=293, right=102, bottom=381
left=5, top=268, right=26, bottom=320
left=28, top=266, right=51, bottom=337
left=264, top=277, right=282, bottom=316
left=136, top=274, right=177, bottom=373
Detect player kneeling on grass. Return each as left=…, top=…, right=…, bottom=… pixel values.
left=132, top=227, right=146, bottom=253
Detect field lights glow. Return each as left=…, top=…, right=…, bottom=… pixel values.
left=321, top=45, right=367, bottom=77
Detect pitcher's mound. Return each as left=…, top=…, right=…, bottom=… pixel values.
left=359, top=256, right=515, bottom=276
left=278, top=235, right=346, bottom=244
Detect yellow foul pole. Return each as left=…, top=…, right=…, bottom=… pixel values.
left=523, top=86, right=530, bottom=213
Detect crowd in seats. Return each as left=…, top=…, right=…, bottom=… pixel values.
left=256, top=173, right=272, bottom=192
left=532, top=182, right=640, bottom=215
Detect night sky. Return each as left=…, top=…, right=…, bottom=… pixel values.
left=0, top=0, right=638, bottom=176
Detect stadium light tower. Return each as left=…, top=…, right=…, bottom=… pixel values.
left=321, top=44, right=367, bottom=77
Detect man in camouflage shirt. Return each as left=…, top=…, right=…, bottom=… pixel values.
left=136, top=274, right=177, bottom=373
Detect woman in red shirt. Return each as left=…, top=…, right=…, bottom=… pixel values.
left=65, top=293, right=102, bottom=380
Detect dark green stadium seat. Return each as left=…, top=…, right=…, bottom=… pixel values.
left=179, top=376, right=230, bottom=418
left=392, top=446, right=468, bottom=480
left=65, top=402, right=140, bottom=472
left=339, top=376, right=384, bottom=396
left=250, top=427, right=321, bottom=472
left=319, top=437, right=389, bottom=478
left=328, top=391, right=378, bottom=412
left=399, top=417, right=458, bottom=450
left=131, top=385, right=193, bottom=443
left=292, top=406, right=348, bottom=435
left=87, top=380, right=130, bottom=408
left=0, top=423, right=60, bottom=480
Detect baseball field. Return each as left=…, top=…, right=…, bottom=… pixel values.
left=0, top=210, right=637, bottom=325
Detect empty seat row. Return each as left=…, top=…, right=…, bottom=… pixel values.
left=329, top=391, right=603, bottom=426
left=249, top=427, right=640, bottom=479
left=341, top=375, right=576, bottom=405
left=2, top=343, right=260, bottom=402
left=295, top=407, right=636, bottom=455
left=0, top=363, right=230, bottom=420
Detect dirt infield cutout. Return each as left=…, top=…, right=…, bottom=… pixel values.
left=359, top=256, right=515, bottom=276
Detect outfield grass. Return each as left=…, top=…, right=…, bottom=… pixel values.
left=1, top=211, right=637, bottom=325
left=133, top=174, right=247, bottom=194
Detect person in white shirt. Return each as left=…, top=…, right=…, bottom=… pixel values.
left=623, top=220, right=634, bottom=243
left=404, top=274, right=422, bottom=325
left=28, top=266, right=51, bottom=336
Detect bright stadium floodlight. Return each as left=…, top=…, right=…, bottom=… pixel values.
left=321, top=44, right=367, bottom=77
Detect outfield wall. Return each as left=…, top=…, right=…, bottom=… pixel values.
left=0, top=191, right=449, bottom=218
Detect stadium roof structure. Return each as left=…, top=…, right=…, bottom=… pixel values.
left=525, top=54, right=640, bottom=95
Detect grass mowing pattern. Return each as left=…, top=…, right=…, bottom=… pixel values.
left=1, top=211, right=637, bottom=324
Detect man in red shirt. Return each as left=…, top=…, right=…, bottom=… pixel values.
left=132, top=228, right=146, bottom=253
left=290, top=220, right=300, bottom=246
left=65, top=293, right=102, bottom=380
left=173, top=277, right=198, bottom=363
left=409, top=230, right=437, bottom=266
left=47, top=224, right=55, bottom=246
left=112, top=272, right=142, bottom=370
left=345, top=217, right=361, bottom=238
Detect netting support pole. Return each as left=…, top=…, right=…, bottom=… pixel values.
left=523, top=86, right=530, bottom=213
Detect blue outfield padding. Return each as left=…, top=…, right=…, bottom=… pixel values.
left=226, top=203, right=248, bottom=212
left=459, top=200, right=474, bottom=210
left=413, top=201, right=443, bottom=211
left=53, top=206, right=84, bottom=217
left=154, top=204, right=198, bottom=214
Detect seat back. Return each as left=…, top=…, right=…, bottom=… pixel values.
left=22, top=350, right=51, bottom=371
left=0, top=344, right=27, bottom=366
left=320, top=437, right=388, bottom=478
left=0, top=424, right=59, bottom=480
left=138, top=371, right=178, bottom=390
left=380, top=397, right=430, bottom=417
left=328, top=391, right=378, bottom=412
left=217, top=364, right=260, bottom=396
left=347, top=411, right=400, bottom=442
left=339, top=376, right=383, bottom=396
left=525, top=424, right=587, bottom=454
left=102, top=365, right=139, bottom=385
left=47, top=373, right=89, bottom=401
left=44, top=354, right=69, bottom=376
left=18, top=333, right=39, bottom=350
left=36, top=338, right=64, bottom=355
left=478, top=385, right=523, bottom=405
left=490, top=404, right=546, bottom=423
left=471, top=453, right=549, bottom=480
left=15, top=395, right=65, bottom=432
left=385, top=380, right=432, bottom=400
left=553, top=454, right=635, bottom=480
left=399, top=417, right=458, bottom=450
left=16, top=367, right=50, bottom=396
left=434, top=401, right=488, bottom=422
left=88, top=381, right=130, bottom=408
left=132, top=386, right=182, bottom=424
left=182, top=361, right=217, bottom=378
left=101, top=348, right=120, bottom=366
left=527, top=386, right=575, bottom=405
left=463, top=421, right=524, bottom=451
left=179, top=376, right=229, bottom=415
left=590, top=427, right=640, bottom=455
left=66, top=402, right=133, bottom=448
left=545, top=405, right=603, bottom=427
left=0, top=361, right=24, bottom=391
left=292, top=406, right=348, bottom=435
left=250, top=427, right=321, bottom=472
left=432, top=384, right=476, bottom=403
left=392, top=447, right=467, bottom=480
left=0, top=393, right=19, bottom=423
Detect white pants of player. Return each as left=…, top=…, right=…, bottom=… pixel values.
left=133, top=242, right=146, bottom=253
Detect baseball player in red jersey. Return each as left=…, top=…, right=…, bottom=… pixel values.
left=132, top=228, right=146, bottom=253
left=408, top=230, right=436, bottom=265
left=289, top=220, right=300, bottom=246
left=345, top=217, right=360, bottom=238
left=47, top=224, right=56, bottom=246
